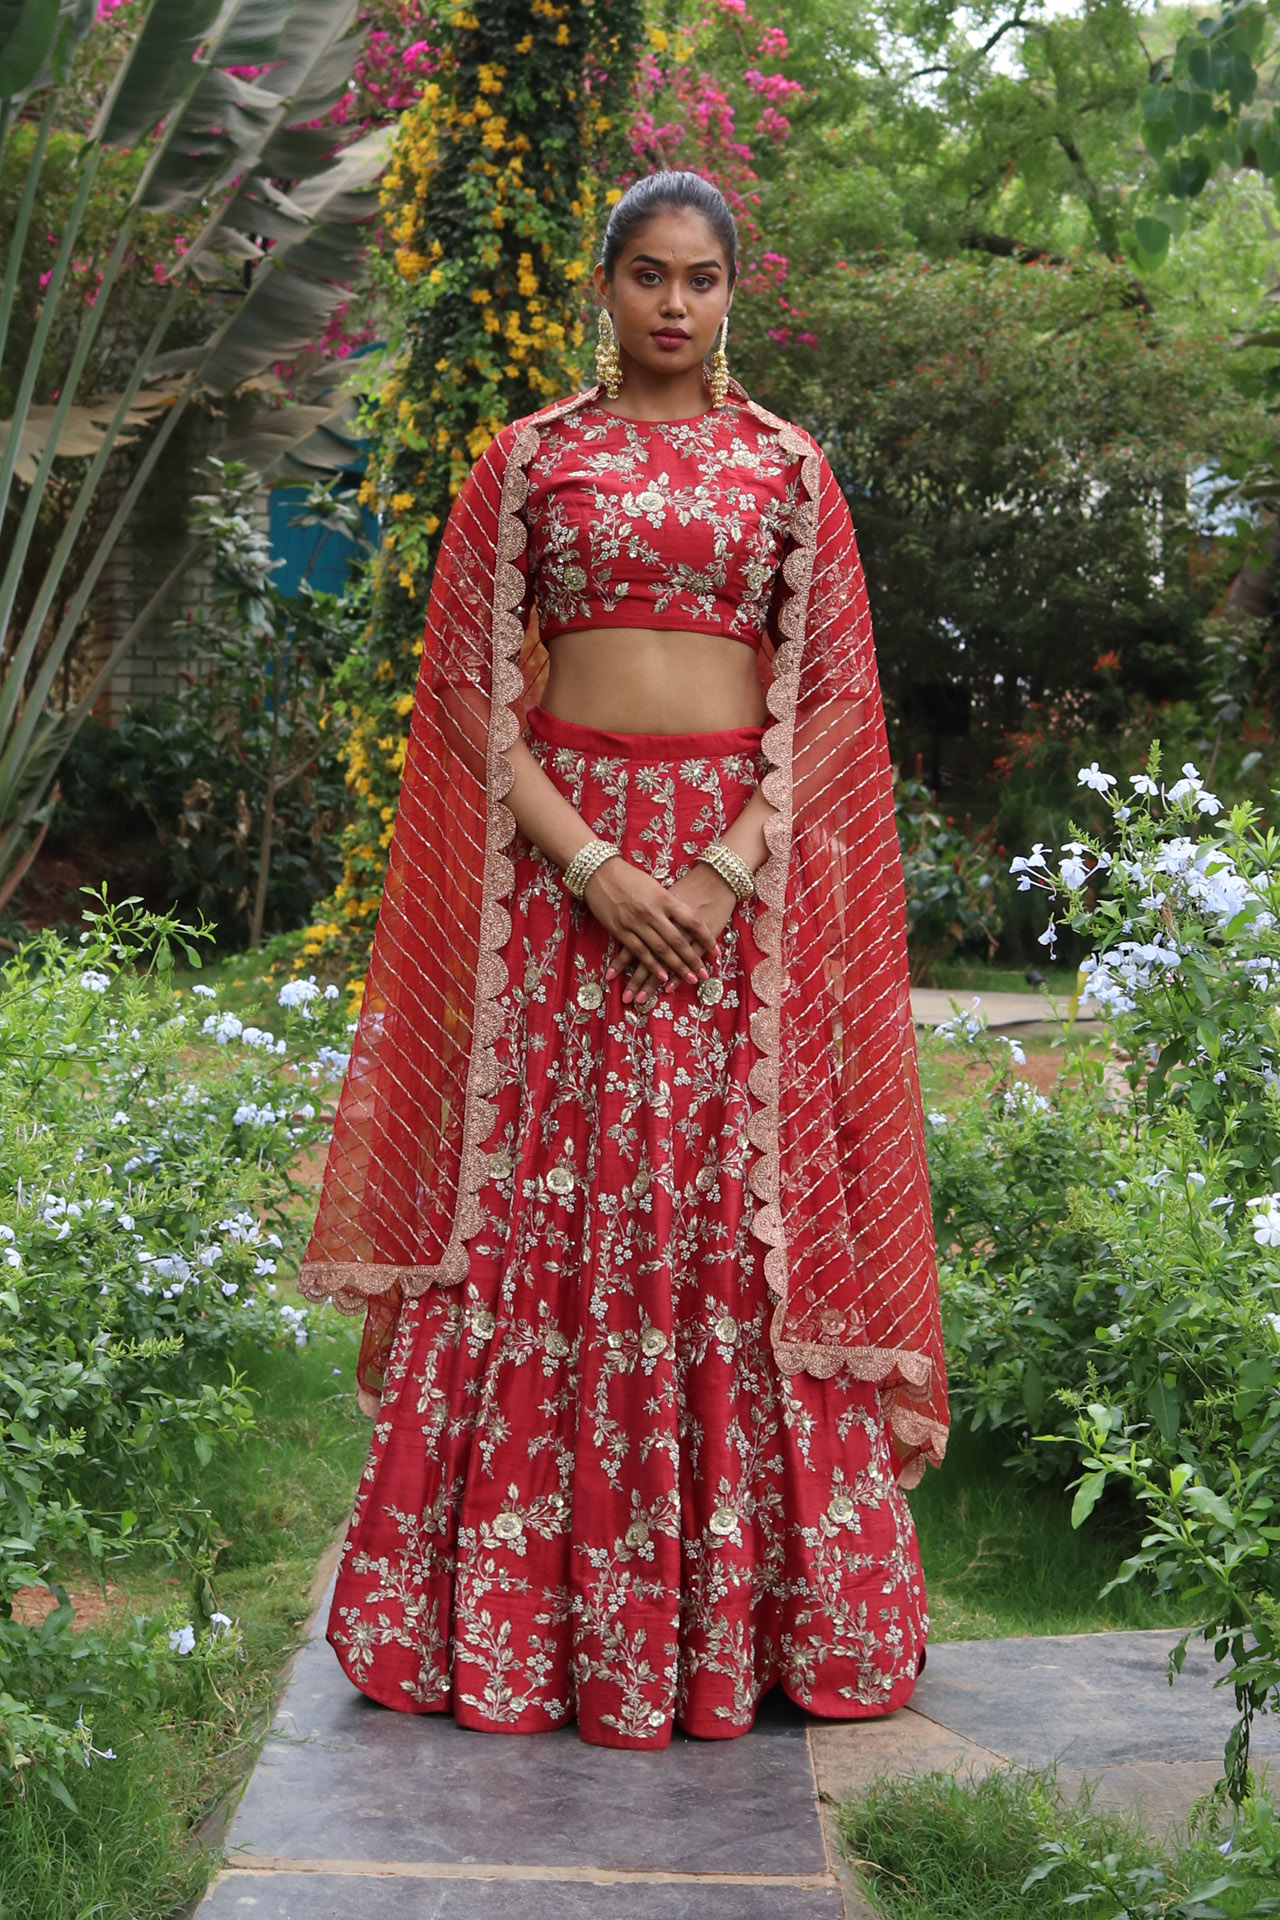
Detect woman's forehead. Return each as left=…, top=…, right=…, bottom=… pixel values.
left=618, top=207, right=727, bottom=266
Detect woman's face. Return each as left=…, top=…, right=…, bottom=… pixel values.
left=594, top=206, right=732, bottom=387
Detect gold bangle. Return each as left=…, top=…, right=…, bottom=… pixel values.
left=696, top=840, right=755, bottom=904
left=562, top=837, right=620, bottom=899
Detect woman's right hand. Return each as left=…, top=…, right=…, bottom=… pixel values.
left=582, top=857, right=714, bottom=997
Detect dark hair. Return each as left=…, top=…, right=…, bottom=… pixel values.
left=600, top=171, right=738, bottom=285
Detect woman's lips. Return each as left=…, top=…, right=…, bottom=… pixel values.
left=651, top=329, right=691, bottom=350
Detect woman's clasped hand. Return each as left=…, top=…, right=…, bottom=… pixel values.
left=584, top=856, right=739, bottom=1009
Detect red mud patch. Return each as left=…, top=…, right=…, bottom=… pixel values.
left=12, top=1576, right=181, bottom=1631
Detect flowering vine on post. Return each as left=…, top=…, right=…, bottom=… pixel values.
left=305, top=0, right=642, bottom=977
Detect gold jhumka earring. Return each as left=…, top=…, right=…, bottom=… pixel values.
left=708, top=312, right=730, bottom=405
left=595, top=310, right=623, bottom=399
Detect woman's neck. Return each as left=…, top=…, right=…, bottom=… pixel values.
left=597, top=360, right=711, bottom=423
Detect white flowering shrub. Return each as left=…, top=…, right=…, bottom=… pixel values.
left=932, top=742, right=1280, bottom=1804
left=0, top=899, right=349, bottom=1802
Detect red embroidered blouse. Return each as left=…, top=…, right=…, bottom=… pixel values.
left=524, top=394, right=801, bottom=652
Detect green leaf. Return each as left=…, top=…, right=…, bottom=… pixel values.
left=43, top=1770, right=78, bottom=1813
left=95, top=0, right=227, bottom=147
left=1184, top=1484, right=1235, bottom=1529
left=1133, top=217, right=1172, bottom=264
left=1072, top=1470, right=1107, bottom=1530
left=1159, top=151, right=1212, bottom=199
left=1172, top=88, right=1211, bottom=138
left=1145, top=1379, right=1181, bottom=1444
left=0, top=0, right=59, bottom=98
left=1022, top=1357, right=1045, bottom=1429
left=196, top=127, right=390, bottom=394
left=1140, top=82, right=1175, bottom=124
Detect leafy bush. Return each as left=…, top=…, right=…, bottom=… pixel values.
left=896, top=780, right=1005, bottom=983
left=0, top=893, right=349, bottom=1803
left=46, top=467, right=360, bottom=947
left=931, top=742, right=1280, bottom=1801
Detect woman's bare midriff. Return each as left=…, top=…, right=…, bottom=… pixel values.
left=539, top=627, right=768, bottom=735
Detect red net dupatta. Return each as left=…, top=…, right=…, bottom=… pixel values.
left=298, top=384, right=949, bottom=1487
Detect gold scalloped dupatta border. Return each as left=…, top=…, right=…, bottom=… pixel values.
left=298, top=384, right=948, bottom=1481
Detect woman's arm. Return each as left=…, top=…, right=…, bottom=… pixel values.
left=505, top=736, right=718, bottom=991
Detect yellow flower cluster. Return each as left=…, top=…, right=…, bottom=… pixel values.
left=303, top=0, right=639, bottom=970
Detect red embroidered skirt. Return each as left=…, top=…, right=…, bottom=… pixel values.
left=327, top=708, right=929, bottom=1747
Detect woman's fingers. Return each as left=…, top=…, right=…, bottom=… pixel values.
left=646, top=908, right=712, bottom=984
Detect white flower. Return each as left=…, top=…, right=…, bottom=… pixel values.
left=169, top=1624, right=196, bottom=1656
left=4, top=1248, right=20, bottom=1269
left=1009, top=844, right=1052, bottom=892
left=117, top=1212, right=134, bottom=1232
left=1266, top=1313, right=1280, bottom=1340
left=1003, top=1080, right=1051, bottom=1115
left=144, top=1253, right=193, bottom=1284
left=324, top=983, right=339, bottom=1000
left=1038, top=921, right=1058, bottom=951
left=253, top=1256, right=277, bottom=1276
left=203, top=1011, right=243, bottom=1044
left=926, top=1110, right=948, bottom=1126
left=79, top=970, right=110, bottom=994
left=278, top=1303, right=309, bottom=1347
left=0, top=1225, right=12, bottom=1242
left=1077, top=762, right=1116, bottom=792
left=240, top=1025, right=276, bottom=1050
left=933, top=998, right=986, bottom=1043
left=220, top=1280, right=239, bottom=1297
left=1130, top=773, right=1158, bottom=796
left=277, top=978, right=321, bottom=1009
left=1005, top=1038, right=1027, bottom=1065
left=191, top=983, right=217, bottom=999
left=1060, top=854, right=1089, bottom=890
left=1253, top=1211, right=1280, bottom=1248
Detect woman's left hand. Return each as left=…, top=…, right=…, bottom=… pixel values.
left=609, top=864, right=738, bottom=1011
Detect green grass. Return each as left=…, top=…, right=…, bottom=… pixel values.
left=910, top=1425, right=1199, bottom=1642
left=0, top=1316, right=368, bottom=1920
left=837, top=1768, right=1275, bottom=1919
left=924, top=962, right=1081, bottom=996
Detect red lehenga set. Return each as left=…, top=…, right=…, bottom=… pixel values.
left=299, top=384, right=948, bottom=1748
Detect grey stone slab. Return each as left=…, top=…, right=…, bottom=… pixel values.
left=223, top=1615, right=827, bottom=1877
left=911, top=1630, right=1280, bottom=1770
left=198, top=1872, right=845, bottom=1920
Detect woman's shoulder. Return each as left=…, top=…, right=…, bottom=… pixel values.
left=504, top=389, right=598, bottom=443
left=734, top=391, right=825, bottom=461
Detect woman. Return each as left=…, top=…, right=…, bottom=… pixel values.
left=299, top=171, right=947, bottom=1749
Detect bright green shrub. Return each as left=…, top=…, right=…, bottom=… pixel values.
left=0, top=894, right=349, bottom=1802
left=932, top=740, right=1280, bottom=1802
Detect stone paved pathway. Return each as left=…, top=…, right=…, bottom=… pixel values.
left=909, top=986, right=1098, bottom=1032
left=197, top=1584, right=1278, bottom=1919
